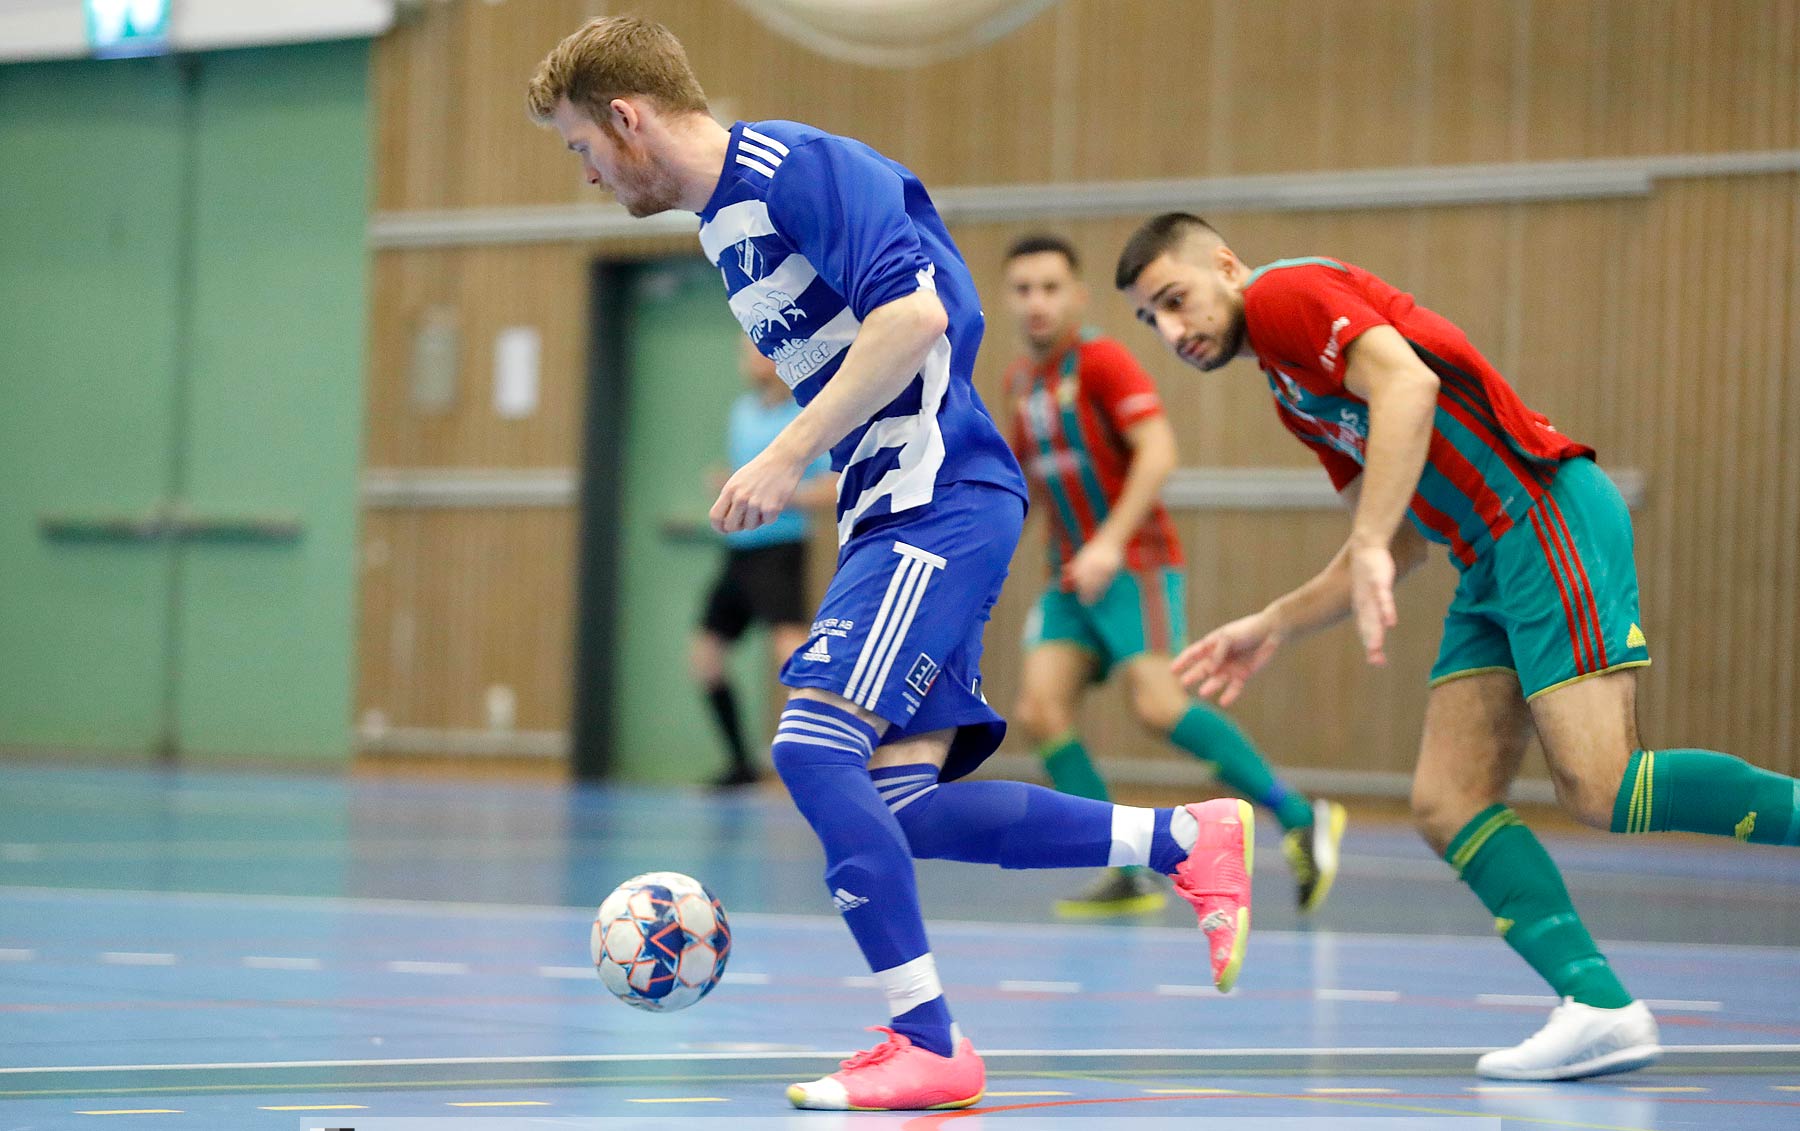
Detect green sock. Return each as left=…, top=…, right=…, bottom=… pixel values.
left=1168, top=704, right=1313, bottom=831
left=1612, top=749, right=1800, bottom=845
left=1446, top=805, right=1633, bottom=1009
left=1039, top=732, right=1110, bottom=802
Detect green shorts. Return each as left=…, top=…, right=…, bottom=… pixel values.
left=1431, top=457, right=1652, bottom=700
left=1024, top=567, right=1186, bottom=681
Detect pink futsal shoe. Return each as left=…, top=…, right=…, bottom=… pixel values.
left=1172, top=797, right=1255, bottom=992
left=787, top=1027, right=985, bottom=1111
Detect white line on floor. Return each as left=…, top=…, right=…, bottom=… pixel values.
left=1153, top=984, right=1218, bottom=997
left=998, top=980, right=1081, bottom=994
left=1641, top=998, right=1724, bottom=1012
left=1316, top=988, right=1402, bottom=1002
left=7, top=884, right=1796, bottom=956
left=0, top=948, right=36, bottom=961
left=1474, top=993, right=1560, bottom=1007
left=241, top=956, right=322, bottom=971
left=537, top=965, right=594, bottom=979
left=385, top=960, right=471, bottom=975
left=98, top=952, right=175, bottom=966
left=8, top=1044, right=1797, bottom=1075
left=720, top=971, right=771, bottom=984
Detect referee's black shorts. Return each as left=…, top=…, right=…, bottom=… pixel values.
left=699, top=540, right=810, bottom=640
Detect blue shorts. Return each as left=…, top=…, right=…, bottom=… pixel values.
left=780, top=482, right=1025, bottom=782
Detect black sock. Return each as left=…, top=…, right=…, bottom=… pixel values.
left=706, top=683, right=752, bottom=773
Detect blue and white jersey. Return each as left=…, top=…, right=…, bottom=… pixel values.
left=696, top=119, right=1026, bottom=545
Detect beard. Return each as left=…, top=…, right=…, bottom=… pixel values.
left=1196, top=310, right=1248, bottom=371
left=610, top=145, right=684, bottom=217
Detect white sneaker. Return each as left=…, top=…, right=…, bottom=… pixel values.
left=1477, top=999, right=1662, bottom=1080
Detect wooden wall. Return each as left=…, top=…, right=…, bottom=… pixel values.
left=357, top=0, right=1800, bottom=783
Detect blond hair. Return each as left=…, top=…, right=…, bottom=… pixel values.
left=526, top=16, right=708, bottom=125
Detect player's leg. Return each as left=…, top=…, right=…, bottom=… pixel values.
left=1414, top=667, right=1656, bottom=1080
left=693, top=556, right=755, bottom=786
left=1013, top=634, right=1161, bottom=916
left=1012, top=632, right=1105, bottom=804
left=1109, top=566, right=1346, bottom=912
left=1512, top=462, right=1800, bottom=846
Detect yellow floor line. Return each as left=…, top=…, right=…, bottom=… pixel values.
left=259, top=1105, right=369, bottom=1111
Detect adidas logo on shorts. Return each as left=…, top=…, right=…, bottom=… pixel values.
left=802, top=636, right=831, bottom=663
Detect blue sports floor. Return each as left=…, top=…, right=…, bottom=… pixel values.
left=1, top=765, right=1797, bottom=1129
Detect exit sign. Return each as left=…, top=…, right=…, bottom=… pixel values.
left=88, top=0, right=172, bottom=58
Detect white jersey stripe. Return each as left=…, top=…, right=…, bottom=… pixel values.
left=836, top=326, right=951, bottom=543
left=737, top=140, right=784, bottom=167
left=698, top=199, right=777, bottom=262
left=863, top=554, right=938, bottom=707
left=728, top=253, right=819, bottom=325
left=845, top=554, right=921, bottom=708
left=735, top=154, right=777, bottom=178
left=773, top=304, right=860, bottom=393
left=741, top=126, right=790, bottom=156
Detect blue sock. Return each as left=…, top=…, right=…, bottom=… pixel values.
left=872, top=764, right=1195, bottom=874
left=771, top=701, right=954, bottom=1057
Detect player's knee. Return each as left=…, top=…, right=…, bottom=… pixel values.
left=688, top=635, right=726, bottom=686
left=1547, top=761, right=1619, bottom=830
left=1410, top=780, right=1476, bottom=852
left=1012, top=691, right=1069, bottom=744
left=1129, top=683, right=1187, bottom=734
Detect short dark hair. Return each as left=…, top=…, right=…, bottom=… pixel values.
left=1005, top=233, right=1080, bottom=272
left=1114, top=212, right=1222, bottom=290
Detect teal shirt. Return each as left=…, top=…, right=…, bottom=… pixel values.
left=724, top=393, right=832, bottom=550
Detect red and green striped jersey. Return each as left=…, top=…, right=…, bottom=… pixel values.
left=1243, top=258, right=1594, bottom=568
left=1004, top=330, right=1184, bottom=585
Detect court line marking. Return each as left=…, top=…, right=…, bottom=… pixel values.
left=627, top=1097, right=730, bottom=1104
left=385, top=961, right=471, bottom=975
left=6, top=884, right=1797, bottom=956
left=9, top=1044, right=1798, bottom=1075
left=97, top=952, right=176, bottom=966
left=74, top=1110, right=183, bottom=1116
left=259, top=1105, right=369, bottom=1111
left=537, top=965, right=593, bottom=979
left=1641, top=999, right=1724, bottom=1012
left=1317, top=988, right=1402, bottom=1002
left=447, top=1100, right=551, bottom=1106
left=0, top=948, right=36, bottom=961
left=1307, top=1087, right=1397, bottom=1094
left=1144, top=1088, right=1238, bottom=1094
left=998, top=980, right=1081, bottom=993
left=987, top=1091, right=1074, bottom=1097
left=1153, top=984, right=1219, bottom=997
left=1622, top=1086, right=1709, bottom=1092
left=720, top=971, right=771, bottom=984
left=242, top=956, right=323, bottom=971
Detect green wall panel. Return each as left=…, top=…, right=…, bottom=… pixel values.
left=0, top=59, right=184, bottom=750
left=0, top=44, right=370, bottom=761
left=177, top=43, right=369, bottom=760
left=613, top=260, right=775, bottom=784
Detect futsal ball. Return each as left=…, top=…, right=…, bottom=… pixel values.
left=591, top=871, right=731, bottom=1012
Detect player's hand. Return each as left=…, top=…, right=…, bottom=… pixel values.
left=710, top=451, right=804, bottom=534
left=1063, top=538, right=1124, bottom=605
left=1172, top=611, right=1282, bottom=707
left=1348, top=539, right=1398, bottom=666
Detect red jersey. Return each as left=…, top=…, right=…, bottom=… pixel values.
left=1243, top=258, right=1593, bottom=566
left=1004, top=330, right=1184, bottom=584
